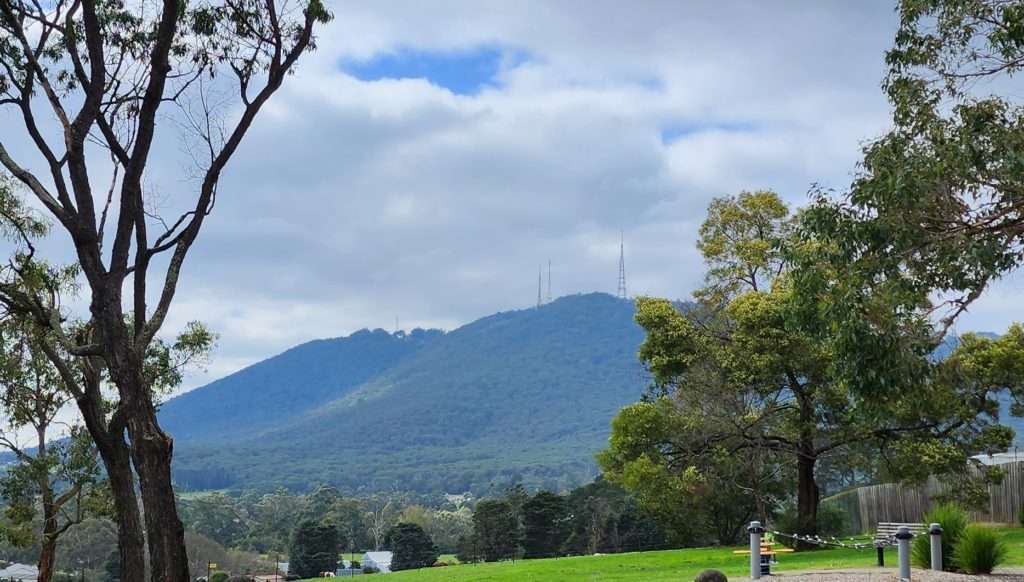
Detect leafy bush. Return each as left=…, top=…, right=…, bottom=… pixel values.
left=954, top=526, right=1006, bottom=574
left=911, top=503, right=968, bottom=571
left=210, top=574, right=229, bottom=582
left=1019, top=505, right=1024, bottom=527
left=362, top=566, right=379, bottom=574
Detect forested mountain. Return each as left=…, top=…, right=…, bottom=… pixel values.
left=160, top=327, right=443, bottom=443
left=166, top=293, right=649, bottom=493
left=164, top=294, right=1022, bottom=494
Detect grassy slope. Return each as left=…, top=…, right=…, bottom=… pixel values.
left=306, top=529, right=1023, bottom=582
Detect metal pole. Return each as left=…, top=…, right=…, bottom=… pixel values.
left=929, top=523, right=943, bottom=570
left=896, top=526, right=914, bottom=581
left=748, top=521, right=765, bottom=579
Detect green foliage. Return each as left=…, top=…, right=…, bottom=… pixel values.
left=522, top=491, right=568, bottom=559
left=210, top=573, right=229, bottom=582
left=385, top=523, right=439, bottom=571
left=179, top=492, right=251, bottom=548
left=471, top=500, right=521, bottom=562
left=696, top=190, right=789, bottom=305
left=955, top=525, right=1007, bottom=575
left=912, top=503, right=968, bottom=571
left=167, top=294, right=647, bottom=493
left=796, top=0, right=1024, bottom=419
left=607, top=189, right=1022, bottom=549
left=560, top=479, right=669, bottom=554
left=288, top=520, right=339, bottom=578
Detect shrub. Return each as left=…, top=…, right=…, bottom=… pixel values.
left=210, top=574, right=229, bottom=582
left=1019, top=505, right=1024, bottom=527
left=362, top=566, right=379, bottom=574
left=695, top=570, right=728, bottom=582
left=385, top=522, right=440, bottom=571
left=955, top=525, right=1006, bottom=574
left=911, top=503, right=968, bottom=571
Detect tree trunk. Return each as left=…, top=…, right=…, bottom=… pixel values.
left=77, top=370, right=148, bottom=582
left=127, top=406, right=190, bottom=582
left=39, top=492, right=57, bottom=582
left=106, top=445, right=148, bottom=582
left=38, top=537, right=56, bottom=582
left=796, top=450, right=819, bottom=542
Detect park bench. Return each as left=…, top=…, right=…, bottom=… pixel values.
left=873, top=522, right=925, bottom=566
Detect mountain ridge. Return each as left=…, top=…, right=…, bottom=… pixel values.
left=164, top=293, right=1023, bottom=494
left=167, top=292, right=649, bottom=493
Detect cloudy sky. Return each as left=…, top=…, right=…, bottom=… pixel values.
left=7, top=1, right=1024, bottom=394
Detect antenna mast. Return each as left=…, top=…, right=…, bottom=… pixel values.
left=547, top=259, right=552, bottom=304
left=537, top=265, right=543, bottom=308
left=617, top=232, right=627, bottom=299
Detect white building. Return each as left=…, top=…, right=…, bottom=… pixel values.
left=362, top=551, right=393, bottom=573
left=973, top=450, right=1024, bottom=465
left=0, top=563, right=39, bottom=581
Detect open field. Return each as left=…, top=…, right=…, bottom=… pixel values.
left=305, top=528, right=1024, bottom=582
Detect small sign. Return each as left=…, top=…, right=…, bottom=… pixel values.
left=208, top=563, right=218, bottom=569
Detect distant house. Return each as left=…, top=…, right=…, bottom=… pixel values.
left=0, top=563, right=38, bottom=581
left=362, top=551, right=393, bottom=573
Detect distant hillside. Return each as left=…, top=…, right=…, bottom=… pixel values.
left=167, top=293, right=649, bottom=493
left=160, top=327, right=443, bottom=444
left=165, top=295, right=1023, bottom=494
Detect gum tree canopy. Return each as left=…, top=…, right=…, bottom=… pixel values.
left=0, top=1, right=330, bottom=581
left=600, top=191, right=1024, bottom=541
left=801, top=0, right=1024, bottom=372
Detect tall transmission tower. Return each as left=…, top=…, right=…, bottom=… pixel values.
left=616, top=232, right=627, bottom=299
left=537, top=265, right=543, bottom=308
left=547, top=259, right=552, bottom=304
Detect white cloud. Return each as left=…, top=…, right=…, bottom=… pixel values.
left=6, top=1, right=1021, bottom=398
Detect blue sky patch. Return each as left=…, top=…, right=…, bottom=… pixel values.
left=660, top=120, right=758, bottom=144
left=342, top=46, right=528, bottom=96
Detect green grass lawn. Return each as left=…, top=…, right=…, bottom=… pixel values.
left=306, top=528, right=1023, bottom=582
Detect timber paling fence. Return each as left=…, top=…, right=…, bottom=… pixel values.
left=823, top=460, right=1024, bottom=533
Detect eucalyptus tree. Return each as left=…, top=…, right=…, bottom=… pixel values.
left=799, top=0, right=1024, bottom=376
left=0, top=319, right=106, bottom=582
left=601, top=191, right=1023, bottom=540
left=0, top=1, right=330, bottom=580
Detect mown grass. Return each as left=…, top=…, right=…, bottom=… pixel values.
left=304, top=528, right=1023, bottom=582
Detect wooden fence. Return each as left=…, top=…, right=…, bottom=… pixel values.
left=823, top=461, right=1024, bottom=532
